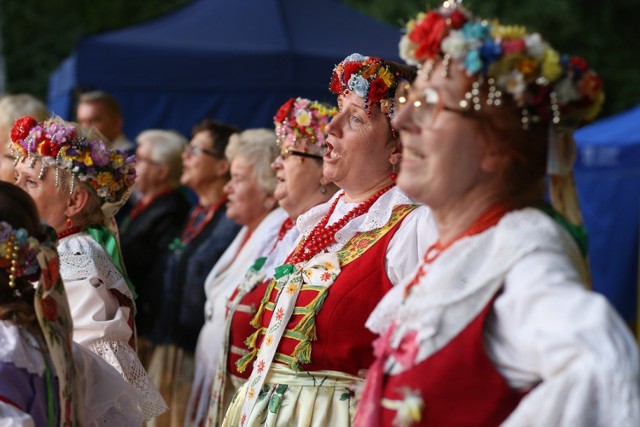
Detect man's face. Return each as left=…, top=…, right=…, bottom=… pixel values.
left=76, top=102, right=121, bottom=142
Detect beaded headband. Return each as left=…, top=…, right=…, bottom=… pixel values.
left=399, top=0, right=604, bottom=128
left=0, top=221, right=41, bottom=290
left=274, top=97, right=337, bottom=151
left=329, top=53, right=411, bottom=119
left=10, top=116, right=136, bottom=204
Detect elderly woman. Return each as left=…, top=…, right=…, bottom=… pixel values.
left=11, top=117, right=167, bottom=423
left=186, top=128, right=283, bottom=426
left=119, top=129, right=191, bottom=360
left=148, top=119, right=242, bottom=427
left=204, top=98, right=338, bottom=426
left=222, top=56, right=438, bottom=426
left=0, top=181, right=152, bottom=425
left=355, top=3, right=640, bottom=427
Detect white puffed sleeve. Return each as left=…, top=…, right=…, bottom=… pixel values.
left=0, top=404, right=35, bottom=427
left=487, top=250, right=640, bottom=427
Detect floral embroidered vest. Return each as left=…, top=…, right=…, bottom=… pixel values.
left=237, top=204, right=416, bottom=376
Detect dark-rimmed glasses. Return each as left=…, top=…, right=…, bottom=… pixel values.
left=184, top=144, right=219, bottom=158
left=280, top=147, right=323, bottom=161
left=396, top=83, right=471, bottom=128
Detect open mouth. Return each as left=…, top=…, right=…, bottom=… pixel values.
left=403, top=146, right=425, bottom=162
left=324, top=142, right=340, bottom=160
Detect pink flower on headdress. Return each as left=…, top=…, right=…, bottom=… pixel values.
left=502, top=38, right=526, bottom=54
left=409, top=10, right=448, bottom=60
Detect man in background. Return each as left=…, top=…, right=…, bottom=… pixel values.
left=76, top=90, right=134, bottom=152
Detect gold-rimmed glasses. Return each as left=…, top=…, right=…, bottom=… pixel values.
left=396, top=83, right=471, bottom=128
left=279, top=146, right=323, bottom=161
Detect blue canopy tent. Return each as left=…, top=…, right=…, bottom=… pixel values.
left=574, top=104, right=640, bottom=332
left=47, top=0, right=401, bottom=138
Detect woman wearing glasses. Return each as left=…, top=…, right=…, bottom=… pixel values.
left=355, top=2, right=640, bottom=426
left=222, top=57, right=438, bottom=426
left=147, top=118, right=242, bottom=427
left=201, top=98, right=338, bottom=426
left=186, top=128, right=284, bottom=426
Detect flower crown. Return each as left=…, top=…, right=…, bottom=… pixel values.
left=0, top=221, right=41, bottom=289
left=274, top=97, right=337, bottom=150
left=329, top=53, right=409, bottom=118
left=399, top=1, right=604, bottom=127
left=10, top=116, right=136, bottom=203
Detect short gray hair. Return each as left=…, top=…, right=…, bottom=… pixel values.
left=226, top=129, right=278, bottom=195
left=0, top=94, right=49, bottom=127
left=136, top=129, right=187, bottom=188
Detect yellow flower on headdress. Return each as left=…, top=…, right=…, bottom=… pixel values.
left=377, top=67, right=395, bottom=88
left=542, top=48, right=562, bottom=82
left=97, top=172, right=111, bottom=187
left=362, top=62, right=380, bottom=79
left=76, top=151, right=94, bottom=166
left=110, top=153, right=124, bottom=167
left=516, top=57, right=539, bottom=79
left=492, top=24, right=527, bottom=39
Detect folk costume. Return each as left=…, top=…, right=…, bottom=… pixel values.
left=222, top=186, right=437, bottom=426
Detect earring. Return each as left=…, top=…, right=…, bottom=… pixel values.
left=65, top=215, right=73, bottom=229
left=320, top=185, right=327, bottom=195
left=390, top=164, right=398, bottom=181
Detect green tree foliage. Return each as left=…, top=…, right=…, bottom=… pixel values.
left=343, top=0, right=640, bottom=117
left=1, top=0, right=190, bottom=100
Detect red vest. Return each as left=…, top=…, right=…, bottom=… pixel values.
left=381, top=293, right=528, bottom=426
left=244, top=205, right=416, bottom=376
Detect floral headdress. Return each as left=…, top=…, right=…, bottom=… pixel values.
left=10, top=116, right=136, bottom=204
left=0, top=221, right=41, bottom=289
left=399, top=0, right=604, bottom=128
left=329, top=53, right=412, bottom=119
left=273, top=97, right=337, bottom=151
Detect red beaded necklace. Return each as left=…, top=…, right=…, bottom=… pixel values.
left=128, top=188, right=173, bottom=221
left=403, top=203, right=510, bottom=298
left=57, top=226, right=84, bottom=240
left=287, top=184, right=395, bottom=265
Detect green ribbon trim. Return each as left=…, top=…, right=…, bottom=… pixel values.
left=87, top=225, right=138, bottom=299
left=274, top=263, right=295, bottom=279
left=538, top=203, right=588, bottom=256
left=44, top=361, right=55, bottom=427
left=250, top=256, right=267, bottom=272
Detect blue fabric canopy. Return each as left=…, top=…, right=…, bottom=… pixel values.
left=574, top=104, right=640, bottom=330
left=47, top=0, right=401, bottom=138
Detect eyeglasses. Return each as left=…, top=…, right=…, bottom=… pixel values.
left=396, top=84, right=470, bottom=128
left=279, top=147, right=323, bottom=161
left=184, top=144, right=219, bottom=158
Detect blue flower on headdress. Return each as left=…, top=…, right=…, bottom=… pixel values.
left=461, top=22, right=490, bottom=41
left=464, top=50, right=484, bottom=75
left=348, top=75, right=370, bottom=99
left=479, top=40, right=502, bottom=65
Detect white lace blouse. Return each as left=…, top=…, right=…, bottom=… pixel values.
left=57, top=232, right=167, bottom=422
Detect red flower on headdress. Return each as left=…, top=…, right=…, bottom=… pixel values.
left=409, top=10, right=448, bottom=60
left=275, top=98, right=295, bottom=123
left=11, top=116, right=38, bottom=142
left=329, top=73, right=342, bottom=94
left=578, top=71, right=603, bottom=99
left=449, top=10, right=468, bottom=29
left=41, top=296, right=58, bottom=321
left=39, top=140, right=61, bottom=158
left=568, top=56, right=589, bottom=73
left=342, top=61, right=363, bottom=83
left=368, top=78, right=389, bottom=103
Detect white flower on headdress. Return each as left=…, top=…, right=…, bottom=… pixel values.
left=524, top=33, right=547, bottom=59
left=348, top=75, right=370, bottom=99
left=398, top=36, right=419, bottom=66
left=394, top=388, right=424, bottom=427
left=498, top=70, right=526, bottom=101
left=554, top=76, right=582, bottom=104
left=441, top=30, right=469, bottom=60
left=295, top=109, right=311, bottom=127
left=345, top=53, right=368, bottom=62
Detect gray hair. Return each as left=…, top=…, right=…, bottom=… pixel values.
left=136, top=129, right=187, bottom=188
left=226, top=129, right=278, bottom=195
left=0, top=94, right=49, bottom=127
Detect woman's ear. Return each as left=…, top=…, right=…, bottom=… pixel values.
left=214, top=158, right=231, bottom=178
left=481, top=148, right=510, bottom=174
left=388, top=141, right=402, bottom=167
left=67, top=187, right=90, bottom=218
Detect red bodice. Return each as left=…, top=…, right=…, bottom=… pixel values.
left=380, top=292, right=528, bottom=426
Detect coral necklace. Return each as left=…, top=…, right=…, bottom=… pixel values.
left=288, top=184, right=395, bottom=265
left=57, top=226, right=84, bottom=240
left=403, top=203, right=509, bottom=298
